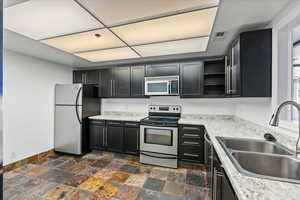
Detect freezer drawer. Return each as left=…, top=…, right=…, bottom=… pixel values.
left=55, top=105, right=82, bottom=154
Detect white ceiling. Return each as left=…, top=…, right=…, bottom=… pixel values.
left=4, top=0, right=219, bottom=63
left=4, top=0, right=294, bottom=67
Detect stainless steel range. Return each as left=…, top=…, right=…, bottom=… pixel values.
left=140, top=105, right=181, bottom=168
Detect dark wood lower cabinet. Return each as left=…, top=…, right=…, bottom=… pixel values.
left=124, top=122, right=140, bottom=155
left=89, top=120, right=139, bottom=155
left=213, top=149, right=237, bottom=200
left=89, top=120, right=105, bottom=150
left=107, top=125, right=124, bottom=153
left=179, top=125, right=205, bottom=163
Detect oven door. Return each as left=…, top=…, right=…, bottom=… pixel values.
left=145, top=80, right=170, bottom=96
left=140, top=125, right=178, bottom=155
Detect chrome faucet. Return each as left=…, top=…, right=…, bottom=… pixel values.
left=269, top=100, right=300, bottom=157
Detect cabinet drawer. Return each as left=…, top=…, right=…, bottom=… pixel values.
left=90, top=120, right=105, bottom=126
left=124, top=122, right=139, bottom=127
left=180, top=125, right=204, bottom=138
left=179, top=146, right=204, bottom=162
left=107, top=121, right=123, bottom=126
left=179, top=137, right=203, bottom=147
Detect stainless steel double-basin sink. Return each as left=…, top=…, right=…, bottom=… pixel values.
left=217, top=137, right=300, bottom=184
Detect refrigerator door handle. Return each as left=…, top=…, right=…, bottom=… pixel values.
left=75, top=87, right=82, bottom=124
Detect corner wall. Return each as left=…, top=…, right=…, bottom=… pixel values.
left=3, top=50, right=73, bottom=165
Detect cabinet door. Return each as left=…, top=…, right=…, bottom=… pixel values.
left=99, top=69, right=113, bottom=97
left=73, top=71, right=84, bottom=83
left=221, top=172, right=237, bottom=200
left=89, top=123, right=105, bottom=150
left=113, top=67, right=131, bottom=97
left=124, top=124, right=139, bottom=155
left=131, top=66, right=145, bottom=97
left=107, top=125, right=124, bottom=153
left=230, top=39, right=241, bottom=96
left=146, top=63, right=179, bottom=76
left=180, top=62, right=204, bottom=97
left=86, top=70, right=100, bottom=84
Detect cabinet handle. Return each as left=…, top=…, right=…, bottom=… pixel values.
left=183, top=133, right=200, bottom=138
left=110, top=80, right=113, bottom=96
left=183, top=153, right=199, bottom=157
left=137, top=129, right=139, bottom=151
left=109, top=122, right=121, bottom=125
left=102, top=127, right=105, bottom=146
left=105, top=127, right=108, bottom=146
left=126, top=123, right=137, bottom=126
left=183, top=141, right=199, bottom=145
left=183, top=127, right=199, bottom=131
left=114, top=80, right=116, bottom=96
left=213, top=168, right=217, bottom=200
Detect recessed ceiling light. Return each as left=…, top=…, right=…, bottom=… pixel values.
left=95, top=33, right=101, bottom=38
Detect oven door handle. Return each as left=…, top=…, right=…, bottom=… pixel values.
left=141, top=152, right=177, bottom=159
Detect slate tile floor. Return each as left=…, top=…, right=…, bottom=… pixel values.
left=4, top=151, right=211, bottom=200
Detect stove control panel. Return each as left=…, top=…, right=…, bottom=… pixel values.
left=148, top=105, right=181, bottom=113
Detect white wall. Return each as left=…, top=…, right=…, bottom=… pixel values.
left=3, top=50, right=73, bottom=165
left=102, top=97, right=236, bottom=116
left=233, top=1, right=300, bottom=126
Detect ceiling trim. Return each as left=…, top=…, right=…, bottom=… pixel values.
left=73, top=0, right=142, bottom=58
left=72, top=35, right=210, bottom=54
left=39, top=27, right=106, bottom=41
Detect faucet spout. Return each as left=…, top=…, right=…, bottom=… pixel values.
left=269, top=101, right=300, bottom=157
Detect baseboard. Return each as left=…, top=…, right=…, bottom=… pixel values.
left=4, top=149, right=55, bottom=172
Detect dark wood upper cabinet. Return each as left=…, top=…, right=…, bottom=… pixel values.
left=85, top=70, right=100, bottom=84
left=131, top=65, right=145, bottom=97
left=145, top=63, right=180, bottom=77
left=99, top=69, right=113, bottom=98
left=180, top=62, right=204, bottom=97
left=113, top=67, right=131, bottom=97
left=73, top=70, right=99, bottom=84
left=73, top=71, right=84, bottom=83
left=228, top=29, right=272, bottom=97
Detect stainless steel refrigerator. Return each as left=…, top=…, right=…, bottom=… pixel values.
left=55, top=84, right=100, bottom=155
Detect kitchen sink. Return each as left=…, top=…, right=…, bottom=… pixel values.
left=218, top=137, right=292, bottom=155
left=216, top=137, right=300, bottom=184
left=232, top=152, right=300, bottom=184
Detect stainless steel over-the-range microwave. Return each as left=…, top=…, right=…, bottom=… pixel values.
left=144, top=76, right=179, bottom=96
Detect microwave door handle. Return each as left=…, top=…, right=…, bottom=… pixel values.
left=168, top=81, right=171, bottom=94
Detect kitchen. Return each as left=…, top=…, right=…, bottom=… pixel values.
left=2, top=0, right=300, bottom=200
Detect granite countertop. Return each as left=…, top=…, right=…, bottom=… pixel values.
left=89, top=111, right=147, bottom=122
left=179, top=114, right=300, bottom=200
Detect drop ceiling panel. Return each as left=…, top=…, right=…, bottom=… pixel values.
left=41, top=29, right=126, bottom=53
left=78, top=0, right=219, bottom=26
left=111, top=8, right=218, bottom=46
left=133, top=37, right=209, bottom=57
left=75, top=47, right=140, bottom=62
left=4, top=0, right=103, bottom=40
